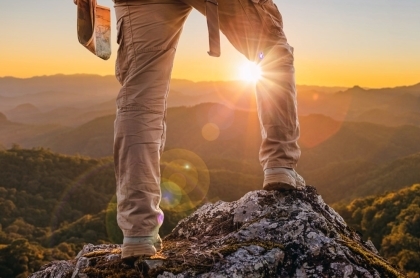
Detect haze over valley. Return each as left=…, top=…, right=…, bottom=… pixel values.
left=1, top=75, right=420, bottom=276
left=1, top=75, right=420, bottom=204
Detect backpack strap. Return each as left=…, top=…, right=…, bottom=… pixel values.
left=205, top=0, right=221, bottom=57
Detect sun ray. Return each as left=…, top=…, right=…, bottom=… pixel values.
left=238, top=61, right=262, bottom=83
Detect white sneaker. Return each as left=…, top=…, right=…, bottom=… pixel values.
left=263, top=168, right=305, bottom=191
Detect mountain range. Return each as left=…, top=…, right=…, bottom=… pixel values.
left=1, top=75, right=420, bottom=204
left=1, top=75, right=420, bottom=276
left=2, top=75, right=419, bottom=127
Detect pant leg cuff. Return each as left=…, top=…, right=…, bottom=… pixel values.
left=122, top=229, right=160, bottom=237
left=263, top=162, right=297, bottom=171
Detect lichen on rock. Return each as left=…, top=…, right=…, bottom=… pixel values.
left=29, top=186, right=406, bottom=278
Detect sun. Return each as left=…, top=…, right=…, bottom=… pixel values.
left=238, top=61, right=262, bottom=83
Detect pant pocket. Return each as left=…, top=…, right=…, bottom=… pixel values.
left=252, top=0, right=284, bottom=36
left=115, top=16, right=127, bottom=85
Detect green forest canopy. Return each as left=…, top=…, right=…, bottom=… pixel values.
left=0, top=147, right=419, bottom=277
left=335, top=184, right=420, bottom=275
left=0, top=147, right=256, bottom=277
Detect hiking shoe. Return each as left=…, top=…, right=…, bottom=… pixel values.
left=121, top=234, right=162, bottom=259
left=154, top=234, right=163, bottom=252
left=263, top=167, right=305, bottom=191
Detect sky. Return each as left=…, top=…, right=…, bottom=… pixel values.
left=1, top=0, right=419, bottom=88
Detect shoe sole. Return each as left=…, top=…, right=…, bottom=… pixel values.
left=264, top=181, right=297, bottom=191
left=263, top=172, right=297, bottom=191
left=121, top=243, right=156, bottom=259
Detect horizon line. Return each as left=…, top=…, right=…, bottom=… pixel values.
left=1, top=73, right=419, bottom=90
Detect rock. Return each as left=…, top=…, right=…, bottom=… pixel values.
left=29, top=186, right=405, bottom=277
left=29, top=261, right=74, bottom=278
left=75, top=243, right=121, bottom=259
left=144, top=259, right=165, bottom=270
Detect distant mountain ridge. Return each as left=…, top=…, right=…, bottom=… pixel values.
left=1, top=74, right=419, bottom=128
left=1, top=103, right=420, bottom=204
left=0, top=75, right=348, bottom=123
left=0, top=74, right=118, bottom=97
left=1, top=75, right=420, bottom=203
left=0, top=112, right=7, bottom=122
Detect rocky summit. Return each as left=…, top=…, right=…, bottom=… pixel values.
left=30, top=186, right=405, bottom=278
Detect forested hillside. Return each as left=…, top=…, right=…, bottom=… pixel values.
left=1, top=76, right=420, bottom=276
left=335, top=184, right=420, bottom=276
left=0, top=147, right=259, bottom=277
left=1, top=148, right=419, bottom=276
left=4, top=102, right=419, bottom=203
left=0, top=147, right=114, bottom=277
left=2, top=103, right=420, bottom=205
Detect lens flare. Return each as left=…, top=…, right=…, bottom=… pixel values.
left=160, top=180, right=183, bottom=210
left=157, top=211, right=164, bottom=225
left=160, top=149, right=210, bottom=212
left=202, top=123, right=220, bottom=141
left=238, top=61, right=262, bottom=83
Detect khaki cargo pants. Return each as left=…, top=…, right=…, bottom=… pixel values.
left=113, top=0, right=300, bottom=237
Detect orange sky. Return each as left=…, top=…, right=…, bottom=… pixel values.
left=1, top=0, right=420, bottom=88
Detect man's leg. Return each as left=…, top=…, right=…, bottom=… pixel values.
left=113, top=0, right=191, bottom=258
left=182, top=0, right=304, bottom=189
